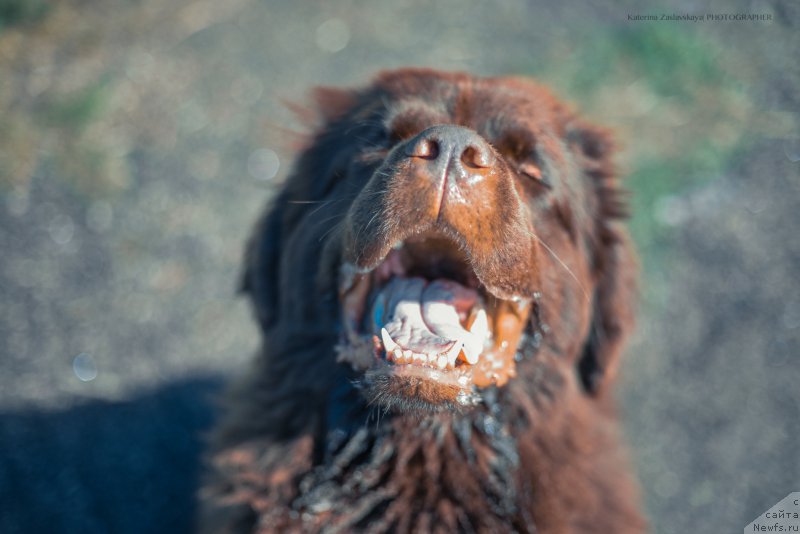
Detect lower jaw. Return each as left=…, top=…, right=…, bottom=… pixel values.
left=337, top=302, right=532, bottom=410
left=335, top=237, right=535, bottom=409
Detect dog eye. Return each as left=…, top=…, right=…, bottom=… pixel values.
left=518, top=161, right=551, bottom=188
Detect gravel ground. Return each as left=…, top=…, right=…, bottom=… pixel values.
left=623, top=140, right=800, bottom=533
left=0, top=1, right=797, bottom=532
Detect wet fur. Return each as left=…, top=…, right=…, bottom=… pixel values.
left=199, top=69, right=646, bottom=533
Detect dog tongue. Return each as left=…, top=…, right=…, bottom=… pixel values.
left=371, top=277, right=486, bottom=363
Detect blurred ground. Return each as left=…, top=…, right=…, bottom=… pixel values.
left=0, top=0, right=797, bottom=532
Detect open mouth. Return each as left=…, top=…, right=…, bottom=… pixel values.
left=337, top=231, right=532, bottom=406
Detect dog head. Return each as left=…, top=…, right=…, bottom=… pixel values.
left=243, top=69, right=636, bottom=414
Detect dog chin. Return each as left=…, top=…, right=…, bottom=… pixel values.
left=360, top=362, right=481, bottom=413
left=361, top=377, right=471, bottom=415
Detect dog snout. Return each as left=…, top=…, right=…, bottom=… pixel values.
left=404, top=125, right=495, bottom=184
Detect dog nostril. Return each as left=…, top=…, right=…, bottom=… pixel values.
left=407, top=137, right=439, bottom=160
left=461, top=145, right=492, bottom=169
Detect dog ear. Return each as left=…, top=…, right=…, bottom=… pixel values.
left=578, top=232, right=638, bottom=394
left=242, top=86, right=362, bottom=329
left=240, top=191, right=289, bottom=330
left=567, top=121, right=638, bottom=395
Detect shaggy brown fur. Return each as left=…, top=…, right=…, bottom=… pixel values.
left=199, top=69, right=646, bottom=533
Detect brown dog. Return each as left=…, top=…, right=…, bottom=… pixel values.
left=199, top=69, right=646, bottom=533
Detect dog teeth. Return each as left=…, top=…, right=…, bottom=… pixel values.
left=392, top=241, right=404, bottom=250
left=455, top=309, right=488, bottom=365
left=382, top=329, right=482, bottom=370
left=446, top=341, right=462, bottom=367
left=462, top=345, right=480, bottom=365
left=381, top=328, right=397, bottom=353
left=469, top=309, right=488, bottom=341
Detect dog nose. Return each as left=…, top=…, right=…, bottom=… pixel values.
left=404, top=125, right=495, bottom=174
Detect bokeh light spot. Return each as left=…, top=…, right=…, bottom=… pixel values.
left=48, top=214, right=75, bottom=245
left=5, top=189, right=29, bottom=217
left=73, top=353, right=98, bottom=382
left=316, top=18, right=350, bottom=53
left=783, top=138, right=800, bottom=162
left=653, top=195, right=690, bottom=227
left=247, top=148, right=280, bottom=181
left=230, top=74, right=264, bottom=107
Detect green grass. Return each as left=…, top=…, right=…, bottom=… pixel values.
left=0, top=0, right=48, bottom=30
left=39, top=77, right=112, bottom=132
left=615, top=25, right=726, bottom=98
